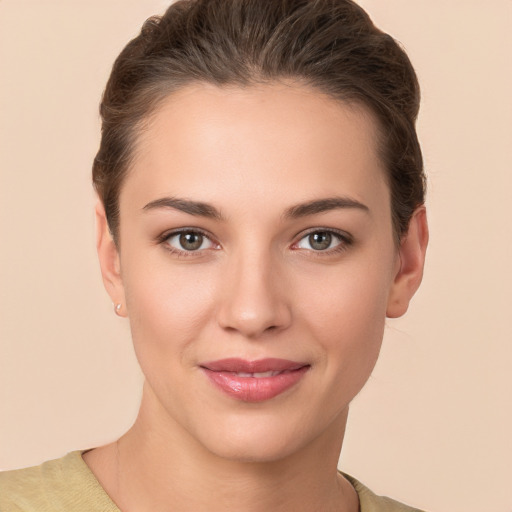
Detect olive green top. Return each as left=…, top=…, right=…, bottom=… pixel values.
left=0, top=451, right=426, bottom=511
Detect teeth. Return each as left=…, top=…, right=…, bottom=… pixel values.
left=234, top=371, right=281, bottom=378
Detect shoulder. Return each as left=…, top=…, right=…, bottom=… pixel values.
left=342, top=472, right=427, bottom=512
left=0, top=451, right=118, bottom=512
left=0, top=461, right=45, bottom=512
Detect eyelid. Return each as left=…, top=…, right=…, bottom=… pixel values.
left=157, top=227, right=220, bottom=255
left=291, top=227, right=353, bottom=252
left=156, top=226, right=353, bottom=256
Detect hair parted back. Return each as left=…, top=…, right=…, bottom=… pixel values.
left=92, top=0, right=425, bottom=245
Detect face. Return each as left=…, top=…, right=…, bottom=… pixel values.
left=98, top=82, right=425, bottom=463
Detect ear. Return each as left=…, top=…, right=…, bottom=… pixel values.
left=386, top=206, right=429, bottom=318
left=95, top=200, right=127, bottom=317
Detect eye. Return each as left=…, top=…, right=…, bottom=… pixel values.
left=163, top=230, right=216, bottom=252
left=295, top=230, right=349, bottom=252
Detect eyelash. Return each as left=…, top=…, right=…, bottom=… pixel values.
left=157, top=227, right=353, bottom=258
left=157, top=228, right=218, bottom=258
left=291, top=228, right=353, bottom=257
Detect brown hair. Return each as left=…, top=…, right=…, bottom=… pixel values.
left=92, top=0, right=425, bottom=245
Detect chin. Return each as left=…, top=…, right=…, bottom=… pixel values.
left=190, top=410, right=327, bottom=464
left=204, top=434, right=303, bottom=464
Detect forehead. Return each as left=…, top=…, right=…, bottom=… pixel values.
left=122, top=82, right=389, bottom=215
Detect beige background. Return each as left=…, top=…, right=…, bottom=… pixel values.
left=1, top=1, right=511, bottom=511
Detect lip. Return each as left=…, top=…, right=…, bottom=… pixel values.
left=200, top=358, right=310, bottom=402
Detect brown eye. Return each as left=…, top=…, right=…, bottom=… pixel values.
left=179, top=232, right=203, bottom=251
left=164, top=230, right=215, bottom=252
left=296, top=230, right=347, bottom=252
left=308, top=232, right=332, bottom=250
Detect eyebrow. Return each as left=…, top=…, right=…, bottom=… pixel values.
left=143, top=197, right=225, bottom=220
left=283, top=196, right=369, bottom=219
left=142, top=195, right=369, bottom=220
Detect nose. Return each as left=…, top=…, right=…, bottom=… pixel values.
left=216, top=249, right=292, bottom=339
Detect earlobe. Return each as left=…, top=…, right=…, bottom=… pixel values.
left=95, top=200, right=127, bottom=317
left=386, top=206, right=429, bottom=318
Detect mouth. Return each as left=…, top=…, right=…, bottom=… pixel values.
left=200, top=358, right=310, bottom=402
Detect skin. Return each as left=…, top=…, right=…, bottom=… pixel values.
left=87, top=81, right=428, bottom=512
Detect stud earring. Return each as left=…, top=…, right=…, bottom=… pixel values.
left=115, top=303, right=122, bottom=315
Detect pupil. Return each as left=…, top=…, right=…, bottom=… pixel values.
left=309, top=232, right=331, bottom=250
left=180, top=232, right=203, bottom=250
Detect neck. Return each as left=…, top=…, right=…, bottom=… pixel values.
left=84, top=384, right=358, bottom=512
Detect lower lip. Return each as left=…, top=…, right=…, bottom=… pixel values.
left=202, top=367, right=309, bottom=402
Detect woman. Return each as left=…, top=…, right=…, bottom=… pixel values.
left=0, top=0, right=428, bottom=510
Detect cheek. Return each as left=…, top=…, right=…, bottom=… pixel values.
left=121, top=254, right=217, bottom=365
left=296, top=258, right=393, bottom=383
left=298, top=254, right=392, bottom=328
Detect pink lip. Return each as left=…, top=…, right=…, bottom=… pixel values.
left=200, top=358, right=310, bottom=402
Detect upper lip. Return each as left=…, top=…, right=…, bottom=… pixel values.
left=200, top=358, right=309, bottom=373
